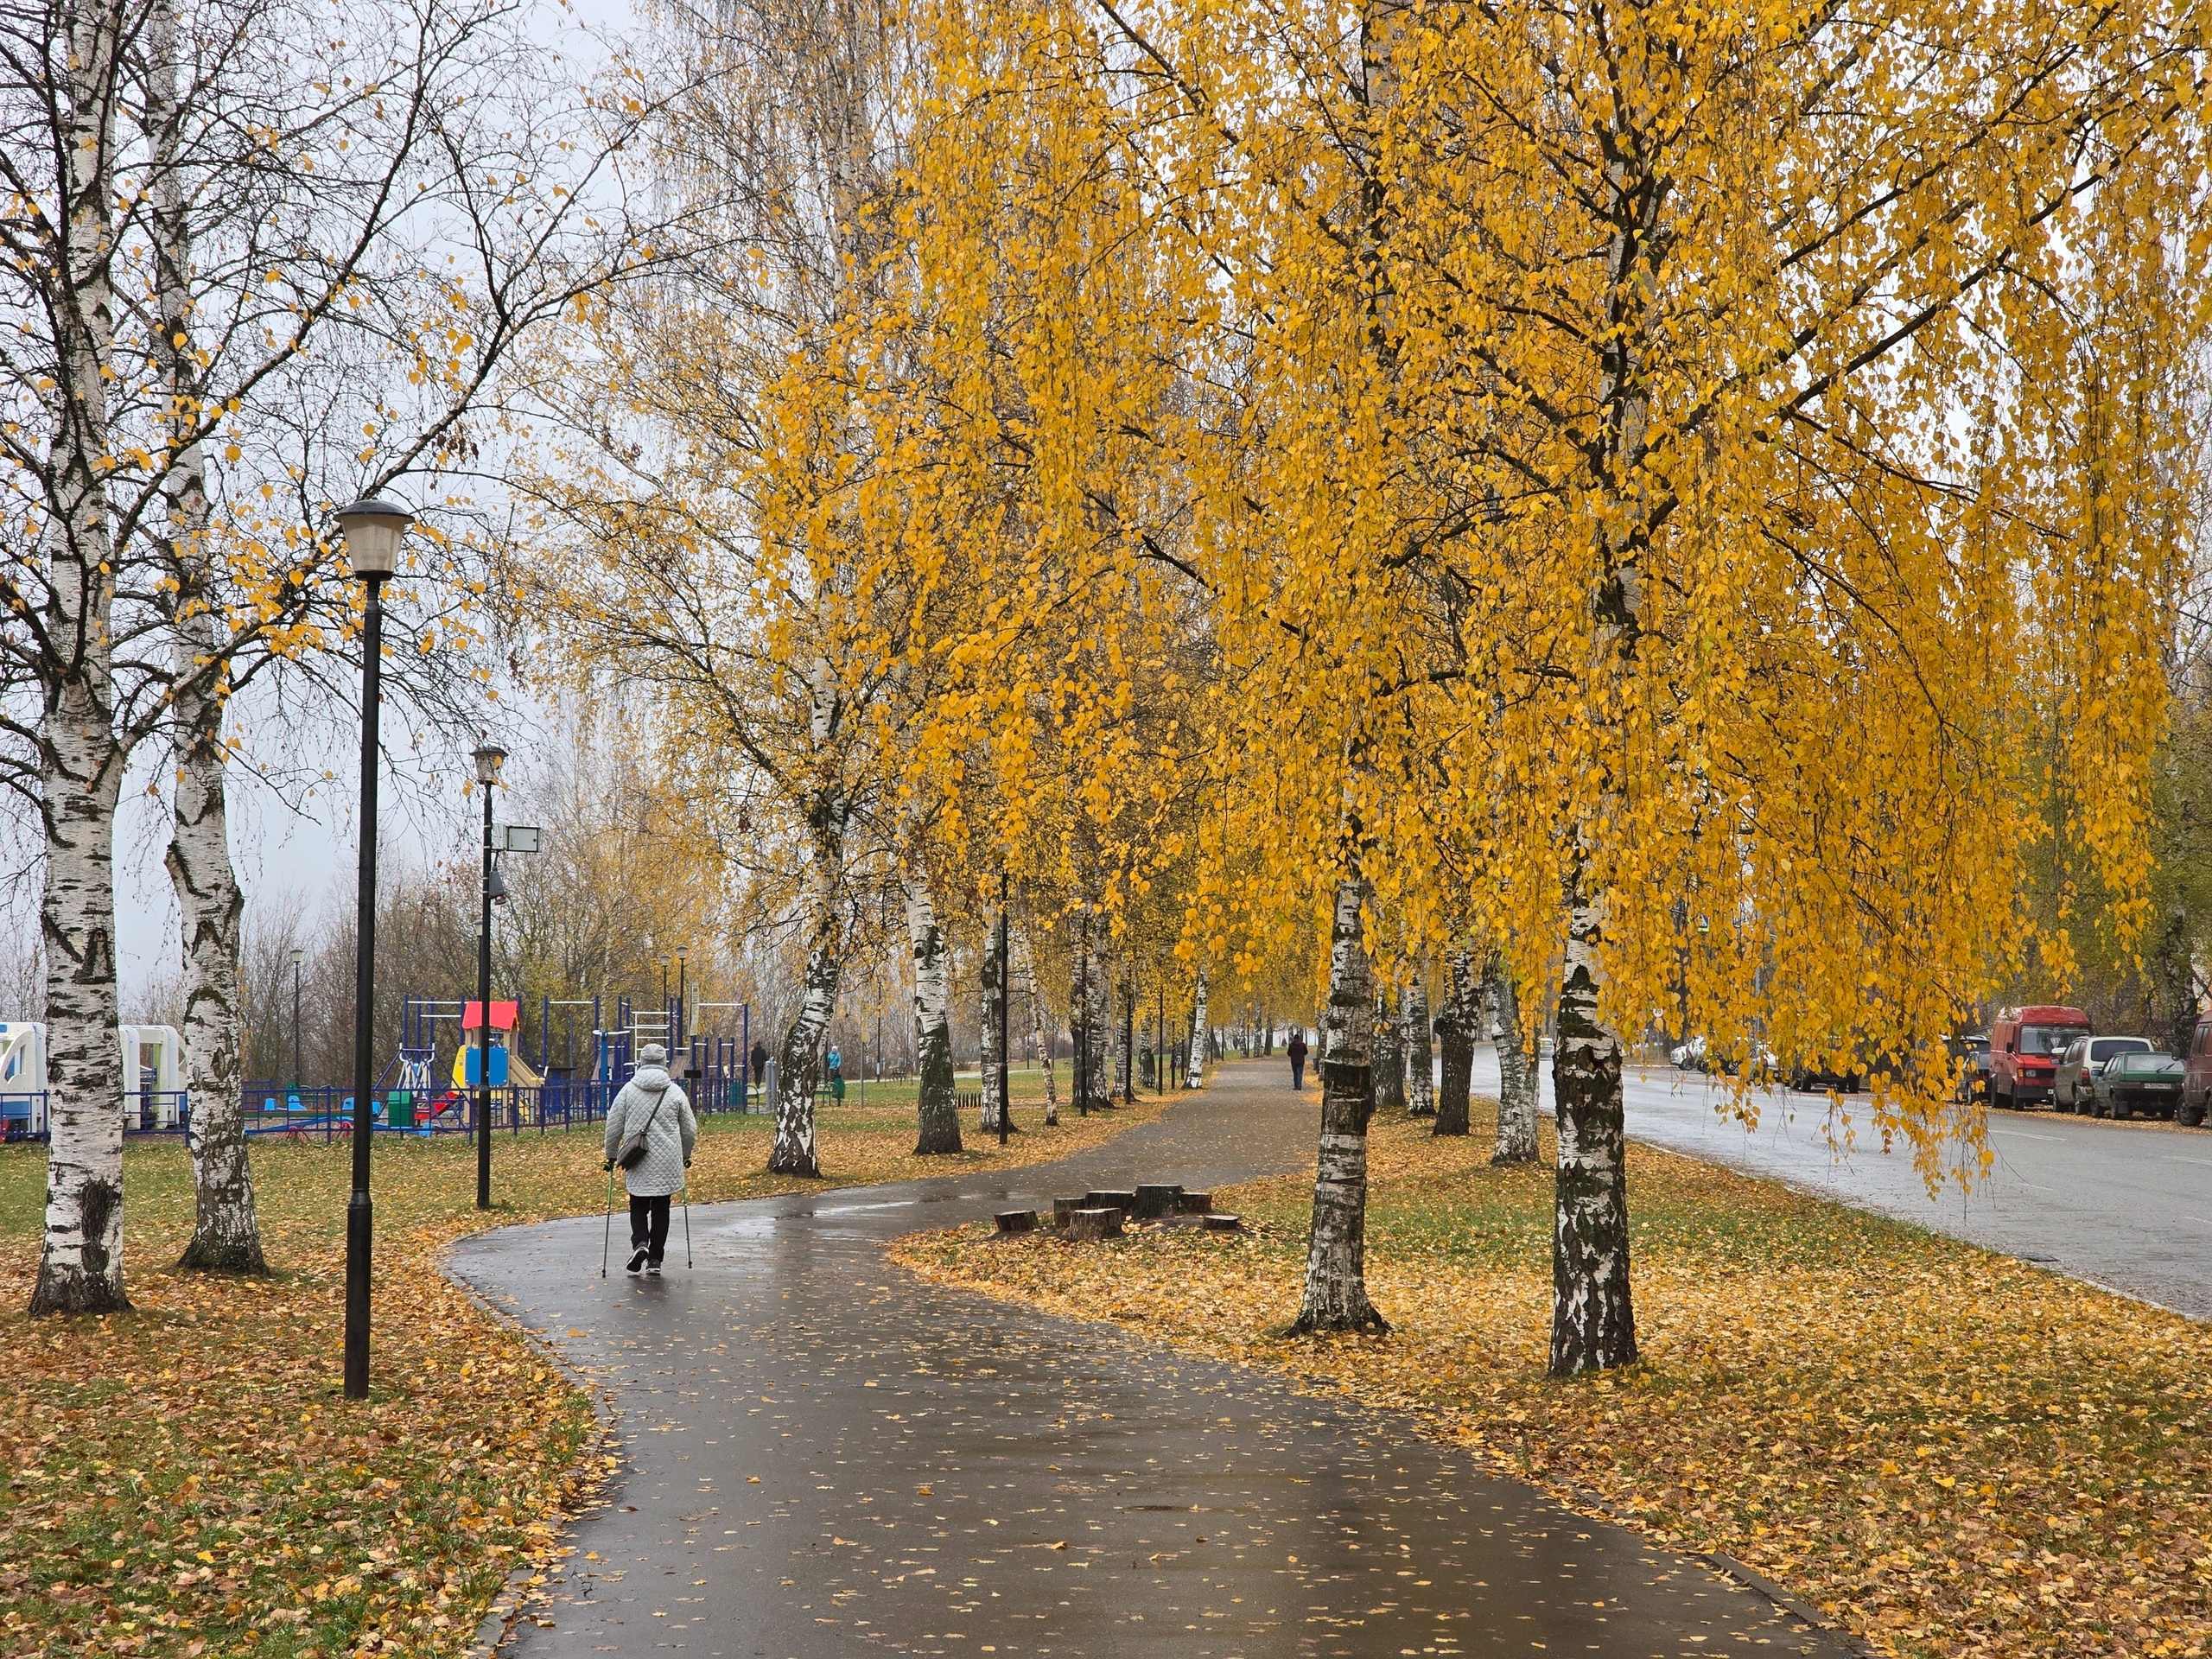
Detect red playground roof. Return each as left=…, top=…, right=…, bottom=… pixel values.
left=463, top=1000, right=519, bottom=1033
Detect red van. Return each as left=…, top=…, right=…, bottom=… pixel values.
left=2181, top=1018, right=2212, bottom=1127
left=1988, top=1006, right=2092, bottom=1110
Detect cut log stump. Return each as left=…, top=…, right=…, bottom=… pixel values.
left=1134, top=1184, right=1184, bottom=1221
left=1052, top=1198, right=1085, bottom=1230
left=1177, top=1192, right=1213, bottom=1215
left=1083, top=1190, right=1137, bottom=1217
left=1203, top=1214, right=1243, bottom=1233
left=995, top=1210, right=1039, bottom=1236
left=1066, top=1207, right=1125, bottom=1242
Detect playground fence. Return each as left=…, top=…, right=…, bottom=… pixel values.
left=0, top=1073, right=767, bottom=1146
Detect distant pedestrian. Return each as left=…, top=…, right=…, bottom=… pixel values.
left=604, top=1043, right=698, bottom=1275
left=750, top=1039, right=770, bottom=1105
left=1287, top=1029, right=1309, bottom=1092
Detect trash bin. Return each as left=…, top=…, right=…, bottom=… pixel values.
left=386, top=1090, right=415, bottom=1129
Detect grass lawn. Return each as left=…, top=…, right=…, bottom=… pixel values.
left=0, top=1076, right=1159, bottom=1659
left=893, top=1103, right=2212, bottom=1659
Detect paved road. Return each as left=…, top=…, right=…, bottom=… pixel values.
left=1469, top=1051, right=2212, bottom=1319
left=452, top=1062, right=1847, bottom=1659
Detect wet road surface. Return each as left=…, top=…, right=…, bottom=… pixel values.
left=450, top=1062, right=1852, bottom=1658
left=1471, top=1052, right=2212, bottom=1318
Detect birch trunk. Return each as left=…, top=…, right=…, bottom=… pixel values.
left=1550, top=865, right=1637, bottom=1374
left=907, top=879, right=960, bottom=1154
left=1114, top=972, right=1132, bottom=1102
left=1403, top=975, right=1434, bottom=1116
left=1543, top=140, right=1653, bottom=1375
left=770, top=848, right=841, bottom=1177
left=1014, top=923, right=1057, bottom=1125
left=1431, top=950, right=1475, bottom=1137
left=30, top=0, right=130, bottom=1317
left=1490, top=953, right=1539, bottom=1166
left=1083, top=918, right=1110, bottom=1109
left=1185, top=969, right=1210, bottom=1089
left=1290, top=878, right=1387, bottom=1334
left=979, top=928, right=1004, bottom=1134
left=151, top=0, right=264, bottom=1273
left=1372, top=985, right=1406, bottom=1113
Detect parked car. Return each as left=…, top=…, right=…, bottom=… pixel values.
left=2054, top=1034, right=2153, bottom=1113
left=1948, top=1032, right=1992, bottom=1103
left=1787, top=1056, right=1863, bottom=1093
left=1671, top=1036, right=1709, bottom=1073
left=2088, top=1050, right=2185, bottom=1120
left=2180, top=1016, right=2212, bottom=1126
left=1988, top=1005, right=2092, bottom=1110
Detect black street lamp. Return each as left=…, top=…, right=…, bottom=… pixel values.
left=1075, top=922, right=1088, bottom=1118
left=289, top=947, right=304, bottom=1096
left=472, top=739, right=507, bottom=1210
left=676, top=944, right=688, bottom=1067
left=997, top=874, right=1011, bottom=1147
left=336, top=495, right=410, bottom=1401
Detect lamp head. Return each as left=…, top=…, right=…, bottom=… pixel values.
left=289, top=948, right=304, bottom=967
left=472, top=739, right=507, bottom=785
left=333, top=497, right=412, bottom=578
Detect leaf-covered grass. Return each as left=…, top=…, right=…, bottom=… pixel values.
left=0, top=1082, right=1159, bottom=1659
left=893, top=1104, right=2212, bottom=1659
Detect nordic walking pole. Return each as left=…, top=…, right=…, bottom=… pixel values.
left=601, top=1164, right=613, bottom=1277
left=681, top=1173, right=693, bottom=1269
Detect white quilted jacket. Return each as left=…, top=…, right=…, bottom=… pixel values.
left=603, top=1067, right=698, bottom=1197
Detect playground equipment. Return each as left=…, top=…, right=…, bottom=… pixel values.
left=1, top=990, right=762, bottom=1146
left=0, top=1021, right=187, bottom=1137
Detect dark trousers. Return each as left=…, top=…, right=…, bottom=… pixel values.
left=629, top=1194, right=671, bottom=1262
left=1290, top=1056, right=1306, bottom=1091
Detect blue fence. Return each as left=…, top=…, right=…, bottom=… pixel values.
left=0, top=1074, right=766, bottom=1145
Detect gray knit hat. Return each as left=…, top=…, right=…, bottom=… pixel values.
left=637, top=1042, right=668, bottom=1067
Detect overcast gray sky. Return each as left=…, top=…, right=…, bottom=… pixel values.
left=96, top=0, right=641, bottom=1011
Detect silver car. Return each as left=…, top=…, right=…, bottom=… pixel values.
left=2054, top=1034, right=2152, bottom=1114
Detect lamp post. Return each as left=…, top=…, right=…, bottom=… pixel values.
left=473, top=738, right=506, bottom=1211
left=289, top=948, right=304, bottom=1097
left=997, top=874, right=1011, bottom=1147
left=336, top=495, right=410, bottom=1402
left=676, top=944, right=688, bottom=1068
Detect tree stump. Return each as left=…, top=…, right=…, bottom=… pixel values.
left=995, top=1210, right=1039, bottom=1235
left=1052, top=1197, right=1085, bottom=1230
left=1203, top=1213, right=1243, bottom=1233
left=1083, top=1190, right=1137, bottom=1217
left=1134, top=1184, right=1184, bottom=1221
left=1066, top=1207, right=1124, bottom=1242
left=1177, top=1192, right=1213, bottom=1215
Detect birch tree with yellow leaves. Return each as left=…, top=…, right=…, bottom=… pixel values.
left=1064, top=0, right=2207, bottom=1369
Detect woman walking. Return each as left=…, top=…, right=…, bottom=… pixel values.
left=603, top=1043, right=698, bottom=1274
left=1287, top=1028, right=1309, bottom=1092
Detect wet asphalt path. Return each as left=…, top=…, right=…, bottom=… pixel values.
left=450, top=1061, right=1849, bottom=1659
left=1470, top=1052, right=2212, bottom=1318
